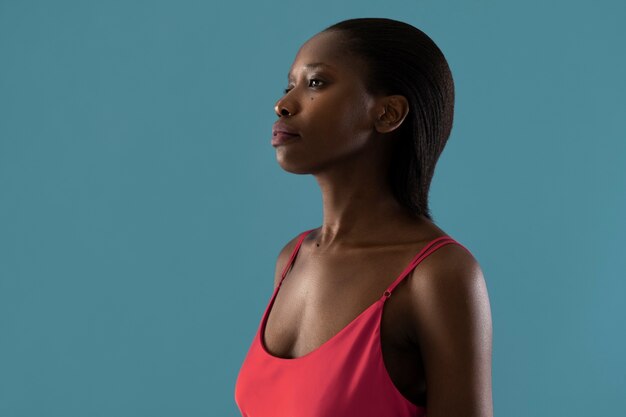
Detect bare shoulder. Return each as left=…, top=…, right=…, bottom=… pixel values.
left=405, top=240, right=493, bottom=416
left=405, top=240, right=491, bottom=343
left=272, top=230, right=312, bottom=290
left=410, top=240, right=485, bottom=293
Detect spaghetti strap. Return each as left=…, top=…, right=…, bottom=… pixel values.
left=383, top=235, right=468, bottom=299
left=277, top=231, right=470, bottom=299
left=278, top=229, right=315, bottom=286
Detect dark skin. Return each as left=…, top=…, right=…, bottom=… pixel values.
left=264, top=30, right=493, bottom=417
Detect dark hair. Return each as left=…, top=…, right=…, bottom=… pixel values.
left=322, top=18, right=455, bottom=222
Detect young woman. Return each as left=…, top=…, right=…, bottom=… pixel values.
left=235, top=17, right=493, bottom=417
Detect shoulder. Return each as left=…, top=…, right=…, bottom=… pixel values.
left=405, top=240, right=490, bottom=344
left=405, top=240, right=493, bottom=415
left=409, top=239, right=485, bottom=298
left=272, top=229, right=315, bottom=290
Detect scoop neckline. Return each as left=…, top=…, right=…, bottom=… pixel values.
left=257, top=288, right=387, bottom=361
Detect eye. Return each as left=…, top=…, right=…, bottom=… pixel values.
left=283, top=78, right=324, bottom=94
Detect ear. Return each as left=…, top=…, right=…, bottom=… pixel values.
left=374, top=95, right=409, bottom=134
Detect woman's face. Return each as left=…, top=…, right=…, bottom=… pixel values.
left=272, top=30, right=384, bottom=174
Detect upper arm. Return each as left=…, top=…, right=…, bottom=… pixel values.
left=408, top=244, right=493, bottom=417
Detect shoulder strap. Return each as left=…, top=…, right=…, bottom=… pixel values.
left=277, top=232, right=469, bottom=298
left=278, top=229, right=315, bottom=285
left=382, top=236, right=467, bottom=299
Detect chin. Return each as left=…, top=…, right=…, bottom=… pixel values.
left=275, top=155, right=313, bottom=175
left=277, top=163, right=310, bottom=175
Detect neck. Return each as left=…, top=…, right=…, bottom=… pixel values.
left=312, top=167, right=414, bottom=250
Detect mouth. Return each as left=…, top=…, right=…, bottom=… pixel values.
left=271, top=132, right=301, bottom=147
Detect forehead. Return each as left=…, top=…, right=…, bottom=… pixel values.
left=287, top=31, right=358, bottom=80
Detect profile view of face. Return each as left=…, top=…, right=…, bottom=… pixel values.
left=272, top=30, right=383, bottom=174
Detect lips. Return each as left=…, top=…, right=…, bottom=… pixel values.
left=271, top=121, right=301, bottom=147
left=272, top=121, right=300, bottom=136
left=271, top=131, right=300, bottom=147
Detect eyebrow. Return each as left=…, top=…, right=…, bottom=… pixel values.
left=287, top=63, right=335, bottom=80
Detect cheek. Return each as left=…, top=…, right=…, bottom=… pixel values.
left=314, top=112, right=373, bottom=161
left=331, top=104, right=374, bottom=148
left=314, top=95, right=371, bottom=138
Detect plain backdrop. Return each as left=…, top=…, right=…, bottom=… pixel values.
left=1, top=0, right=624, bottom=416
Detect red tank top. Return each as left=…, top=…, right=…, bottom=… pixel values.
left=234, top=228, right=466, bottom=416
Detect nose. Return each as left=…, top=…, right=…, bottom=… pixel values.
left=275, top=106, right=291, bottom=117
left=274, top=97, right=294, bottom=117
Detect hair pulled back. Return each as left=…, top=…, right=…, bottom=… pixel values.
left=322, top=18, right=455, bottom=221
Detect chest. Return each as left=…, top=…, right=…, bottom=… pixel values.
left=262, top=250, right=427, bottom=406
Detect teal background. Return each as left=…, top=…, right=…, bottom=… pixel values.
left=1, top=0, right=624, bottom=416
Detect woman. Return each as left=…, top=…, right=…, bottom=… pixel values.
left=235, top=17, right=493, bottom=417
